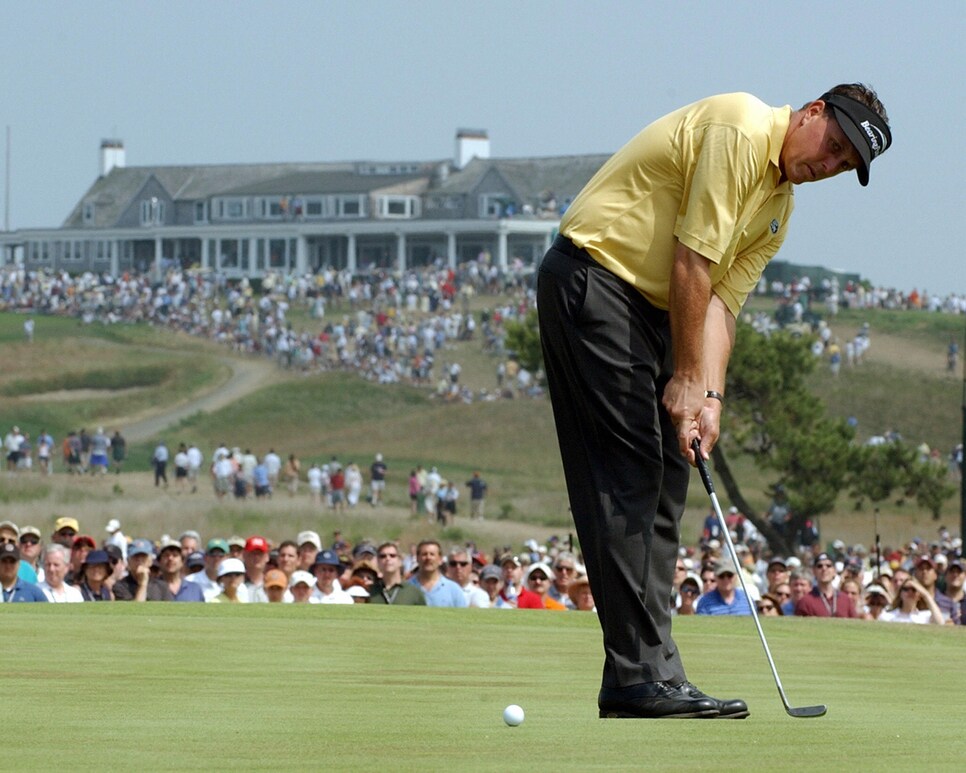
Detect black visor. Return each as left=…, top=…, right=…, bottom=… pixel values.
left=822, top=93, right=892, bottom=187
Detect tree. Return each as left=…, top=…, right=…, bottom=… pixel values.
left=504, top=308, right=543, bottom=374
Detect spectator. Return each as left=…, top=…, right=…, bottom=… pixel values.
left=152, top=441, right=169, bottom=488
left=263, top=569, right=288, bottom=603
left=242, top=536, right=271, bottom=602
left=568, top=575, right=597, bottom=612
left=276, top=540, right=299, bottom=580
left=17, top=526, right=44, bottom=582
left=104, top=519, right=128, bottom=562
left=157, top=539, right=205, bottom=602
left=675, top=577, right=700, bottom=616
left=862, top=584, right=891, bottom=620
left=38, top=544, right=82, bottom=602
left=517, top=563, right=567, bottom=610
left=944, top=557, right=964, bottom=625
left=794, top=553, right=859, bottom=618
left=465, top=471, right=488, bottom=520
left=0, top=543, right=48, bottom=602
left=879, top=578, right=944, bottom=624
left=184, top=538, right=230, bottom=601
left=212, top=558, right=247, bottom=603
left=111, top=430, right=127, bottom=474
left=67, top=535, right=97, bottom=585
left=77, top=550, right=113, bottom=601
left=756, top=593, right=784, bottom=617
left=446, top=547, right=490, bottom=608
left=283, top=453, right=301, bottom=497
left=408, top=540, right=466, bottom=607
left=764, top=557, right=790, bottom=594
left=549, top=552, right=578, bottom=609
left=783, top=571, right=813, bottom=615
left=369, top=453, right=387, bottom=506
left=289, top=571, right=318, bottom=603
left=370, top=542, right=426, bottom=605
left=113, top=539, right=173, bottom=601
left=296, top=531, right=322, bottom=571
left=310, top=550, right=353, bottom=604
left=51, top=517, right=80, bottom=549
left=498, top=554, right=523, bottom=608
left=696, top=562, right=752, bottom=616
left=912, top=555, right=956, bottom=623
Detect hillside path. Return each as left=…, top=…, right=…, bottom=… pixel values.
left=121, top=355, right=280, bottom=443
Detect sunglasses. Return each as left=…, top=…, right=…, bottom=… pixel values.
left=450, top=560, right=470, bottom=567
left=20, top=537, right=40, bottom=545
left=776, top=591, right=791, bottom=597
left=529, top=575, right=548, bottom=582
left=901, top=586, right=919, bottom=593
left=681, top=588, right=699, bottom=596
left=377, top=553, right=398, bottom=559
left=814, top=562, right=834, bottom=570
left=758, top=604, right=776, bottom=612
left=717, top=572, right=735, bottom=579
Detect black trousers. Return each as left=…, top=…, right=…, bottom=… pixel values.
left=537, top=236, right=690, bottom=688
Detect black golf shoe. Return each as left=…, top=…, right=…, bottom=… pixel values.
left=673, top=681, right=750, bottom=719
left=598, top=681, right=720, bottom=719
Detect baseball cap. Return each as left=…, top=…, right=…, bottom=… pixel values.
left=289, top=570, right=316, bottom=588
left=227, top=535, right=246, bottom=549
left=767, top=557, right=788, bottom=569
left=105, top=519, right=121, bottom=534
left=813, top=552, right=834, bottom=567
left=864, top=584, right=890, bottom=599
left=0, top=542, right=21, bottom=561
left=83, top=549, right=111, bottom=567
left=296, top=531, right=322, bottom=551
left=72, top=535, right=97, bottom=550
left=104, top=544, right=123, bottom=564
left=0, top=520, right=20, bottom=537
left=353, top=543, right=377, bottom=559
left=179, top=530, right=201, bottom=543
left=524, top=562, right=555, bottom=582
left=821, top=91, right=892, bottom=187
left=128, top=538, right=155, bottom=558
left=217, top=557, right=246, bottom=578
left=313, top=549, right=342, bottom=568
left=263, top=569, right=287, bottom=589
left=20, top=526, right=42, bottom=540
left=158, top=538, right=182, bottom=554
left=186, top=551, right=205, bottom=569
left=206, top=538, right=229, bottom=555
left=244, top=536, right=269, bottom=553
left=479, top=565, right=502, bottom=582
left=500, top=554, right=521, bottom=567
left=54, top=517, right=80, bottom=533
left=915, top=555, right=936, bottom=569
left=714, top=561, right=737, bottom=577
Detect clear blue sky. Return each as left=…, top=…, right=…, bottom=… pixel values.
left=1, top=1, right=963, bottom=293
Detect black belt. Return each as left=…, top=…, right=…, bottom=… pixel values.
left=551, top=234, right=598, bottom=266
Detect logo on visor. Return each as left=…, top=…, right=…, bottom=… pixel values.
left=860, top=120, right=887, bottom=157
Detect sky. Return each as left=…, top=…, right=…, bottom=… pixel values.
left=1, top=1, right=963, bottom=293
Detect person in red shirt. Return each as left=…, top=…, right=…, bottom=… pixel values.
left=516, top=563, right=567, bottom=610
left=794, top=552, right=858, bottom=618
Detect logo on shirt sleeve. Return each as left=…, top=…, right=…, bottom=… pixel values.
left=770, top=219, right=780, bottom=234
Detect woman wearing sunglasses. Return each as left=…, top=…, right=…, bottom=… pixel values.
left=879, top=577, right=943, bottom=624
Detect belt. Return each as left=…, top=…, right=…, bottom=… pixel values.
left=551, top=234, right=598, bottom=266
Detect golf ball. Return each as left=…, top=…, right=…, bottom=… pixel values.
left=503, top=704, right=525, bottom=726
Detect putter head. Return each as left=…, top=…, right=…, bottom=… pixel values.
left=787, top=705, right=827, bottom=718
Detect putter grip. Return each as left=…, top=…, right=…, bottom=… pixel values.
left=691, top=439, right=715, bottom=495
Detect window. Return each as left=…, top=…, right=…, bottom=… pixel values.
left=215, top=198, right=248, bottom=220
left=479, top=194, right=507, bottom=218
left=194, top=201, right=207, bottom=223
left=377, top=195, right=419, bottom=219
left=304, top=197, right=325, bottom=218
left=140, top=197, right=165, bottom=226
left=83, top=201, right=95, bottom=225
left=333, top=195, right=365, bottom=218
left=257, top=197, right=287, bottom=220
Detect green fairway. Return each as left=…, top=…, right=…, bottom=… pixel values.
left=3, top=605, right=962, bottom=771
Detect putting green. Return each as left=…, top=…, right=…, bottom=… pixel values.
left=2, top=605, right=961, bottom=770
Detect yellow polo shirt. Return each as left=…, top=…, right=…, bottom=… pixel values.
left=560, top=92, right=794, bottom=317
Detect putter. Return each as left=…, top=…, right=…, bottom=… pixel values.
left=691, top=439, right=827, bottom=718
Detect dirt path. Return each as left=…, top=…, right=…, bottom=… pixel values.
left=120, top=356, right=282, bottom=443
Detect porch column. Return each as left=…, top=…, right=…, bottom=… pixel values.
left=447, top=231, right=457, bottom=269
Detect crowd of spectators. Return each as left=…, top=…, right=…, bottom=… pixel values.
left=1, top=260, right=542, bottom=403
left=2, top=510, right=962, bottom=627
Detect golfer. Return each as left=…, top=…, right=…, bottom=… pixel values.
left=538, top=84, right=891, bottom=719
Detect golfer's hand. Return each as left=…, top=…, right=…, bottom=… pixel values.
left=694, top=400, right=722, bottom=464
left=662, top=376, right=703, bottom=461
